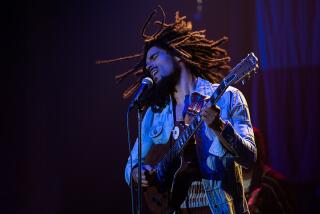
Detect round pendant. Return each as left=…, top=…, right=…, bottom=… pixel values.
left=172, top=126, right=180, bottom=140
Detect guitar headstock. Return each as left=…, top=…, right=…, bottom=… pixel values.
left=223, top=52, right=259, bottom=87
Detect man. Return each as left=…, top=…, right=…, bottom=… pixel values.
left=103, top=7, right=257, bottom=213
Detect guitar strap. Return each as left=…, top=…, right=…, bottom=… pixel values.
left=171, top=92, right=209, bottom=141
left=179, top=92, right=211, bottom=210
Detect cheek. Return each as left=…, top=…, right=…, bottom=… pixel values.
left=164, top=66, right=173, bottom=76
left=162, top=62, right=175, bottom=76
left=157, top=54, right=175, bottom=76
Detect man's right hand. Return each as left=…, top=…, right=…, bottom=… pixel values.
left=132, top=165, right=156, bottom=187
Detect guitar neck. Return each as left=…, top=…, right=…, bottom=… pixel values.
left=157, top=83, right=225, bottom=171
left=155, top=52, right=258, bottom=176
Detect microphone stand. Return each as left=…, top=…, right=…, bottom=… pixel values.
left=137, top=103, right=143, bottom=214
left=128, top=77, right=153, bottom=213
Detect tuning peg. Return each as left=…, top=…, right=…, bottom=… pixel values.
left=241, top=79, right=246, bottom=85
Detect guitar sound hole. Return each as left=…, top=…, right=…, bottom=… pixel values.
left=152, top=196, right=162, bottom=206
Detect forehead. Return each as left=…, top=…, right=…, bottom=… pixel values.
left=146, top=46, right=166, bottom=59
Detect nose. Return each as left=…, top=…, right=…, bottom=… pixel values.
left=145, top=64, right=152, bottom=72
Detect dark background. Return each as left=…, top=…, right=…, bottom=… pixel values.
left=4, top=0, right=320, bottom=213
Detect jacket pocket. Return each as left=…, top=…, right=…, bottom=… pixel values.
left=149, top=124, right=164, bottom=144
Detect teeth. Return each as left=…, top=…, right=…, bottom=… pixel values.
left=151, top=69, right=157, bottom=77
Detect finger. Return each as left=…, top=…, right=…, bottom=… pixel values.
left=141, top=179, right=149, bottom=184
left=212, top=105, right=221, bottom=113
left=201, top=114, right=209, bottom=120
left=201, top=107, right=209, bottom=113
left=143, top=165, right=154, bottom=171
left=141, top=183, right=149, bottom=187
left=141, top=181, right=149, bottom=187
left=148, top=168, right=156, bottom=175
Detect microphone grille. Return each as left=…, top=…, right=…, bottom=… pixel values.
left=142, top=77, right=153, bottom=88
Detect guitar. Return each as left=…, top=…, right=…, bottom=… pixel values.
left=143, top=52, right=259, bottom=213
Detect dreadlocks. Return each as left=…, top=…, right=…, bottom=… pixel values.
left=97, top=6, right=231, bottom=107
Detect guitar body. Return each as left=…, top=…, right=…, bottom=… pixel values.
left=144, top=141, right=201, bottom=213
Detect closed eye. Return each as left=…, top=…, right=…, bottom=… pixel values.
left=150, top=53, right=158, bottom=61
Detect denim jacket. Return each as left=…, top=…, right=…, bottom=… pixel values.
left=124, top=77, right=257, bottom=213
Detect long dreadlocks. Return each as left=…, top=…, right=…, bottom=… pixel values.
left=97, top=6, right=231, bottom=109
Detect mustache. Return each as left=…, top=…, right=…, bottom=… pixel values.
left=141, top=66, right=181, bottom=109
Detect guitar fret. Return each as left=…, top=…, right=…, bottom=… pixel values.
left=185, top=128, right=190, bottom=138
left=181, top=134, right=187, bottom=146
left=190, top=121, right=196, bottom=130
left=179, top=138, right=183, bottom=147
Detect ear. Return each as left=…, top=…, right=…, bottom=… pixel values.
left=174, top=56, right=181, bottom=62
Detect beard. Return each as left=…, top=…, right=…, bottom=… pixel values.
left=141, top=65, right=181, bottom=112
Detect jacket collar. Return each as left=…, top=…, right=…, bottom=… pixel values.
left=193, top=77, right=217, bottom=97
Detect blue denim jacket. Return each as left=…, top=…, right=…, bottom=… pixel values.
left=125, top=77, right=257, bottom=213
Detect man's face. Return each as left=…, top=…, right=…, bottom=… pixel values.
left=145, top=46, right=176, bottom=84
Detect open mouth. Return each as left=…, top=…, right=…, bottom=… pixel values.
left=150, top=69, right=159, bottom=80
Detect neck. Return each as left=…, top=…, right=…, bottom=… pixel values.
left=173, top=63, right=197, bottom=105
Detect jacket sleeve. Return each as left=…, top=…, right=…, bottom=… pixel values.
left=220, top=89, right=257, bottom=168
left=124, top=108, right=154, bottom=185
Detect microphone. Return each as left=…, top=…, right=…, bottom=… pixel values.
left=128, top=77, right=153, bottom=111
